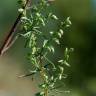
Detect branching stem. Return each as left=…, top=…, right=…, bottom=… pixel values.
left=0, top=0, right=30, bottom=55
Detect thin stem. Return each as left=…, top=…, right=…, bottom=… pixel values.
left=0, top=0, right=30, bottom=56
left=44, top=56, right=56, bottom=69
left=39, top=55, right=48, bottom=96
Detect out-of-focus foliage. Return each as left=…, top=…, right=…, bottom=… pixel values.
left=0, top=0, right=96, bottom=96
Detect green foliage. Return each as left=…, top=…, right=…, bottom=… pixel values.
left=18, top=0, right=73, bottom=96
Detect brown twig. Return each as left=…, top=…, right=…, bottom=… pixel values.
left=0, top=0, right=30, bottom=56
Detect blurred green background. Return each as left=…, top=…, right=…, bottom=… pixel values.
left=0, top=0, right=96, bottom=96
